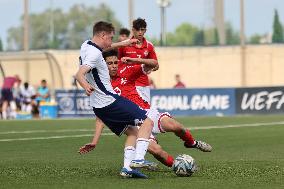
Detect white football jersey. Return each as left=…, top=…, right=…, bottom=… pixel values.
left=79, top=40, right=117, bottom=108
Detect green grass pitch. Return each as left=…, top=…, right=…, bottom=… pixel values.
left=0, top=115, right=284, bottom=189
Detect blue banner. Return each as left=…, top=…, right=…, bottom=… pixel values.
left=236, top=87, right=284, bottom=114
left=55, top=90, right=93, bottom=118
left=150, top=88, right=236, bottom=116
left=55, top=88, right=236, bottom=117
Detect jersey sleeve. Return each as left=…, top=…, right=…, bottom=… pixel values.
left=148, top=44, right=158, bottom=61
left=118, top=47, right=124, bottom=59
left=82, top=48, right=100, bottom=69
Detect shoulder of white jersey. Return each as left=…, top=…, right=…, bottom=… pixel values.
left=81, top=40, right=101, bottom=53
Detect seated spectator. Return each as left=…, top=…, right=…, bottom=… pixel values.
left=19, top=82, right=36, bottom=114
left=173, top=74, right=186, bottom=89
left=35, top=79, right=50, bottom=104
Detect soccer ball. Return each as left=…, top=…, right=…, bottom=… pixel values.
left=172, top=154, right=197, bottom=177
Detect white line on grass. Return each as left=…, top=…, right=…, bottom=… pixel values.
left=0, top=133, right=114, bottom=142
left=0, top=121, right=284, bottom=142
left=189, top=121, right=284, bottom=130
left=0, top=129, right=94, bottom=135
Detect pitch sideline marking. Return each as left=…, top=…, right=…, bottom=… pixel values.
left=0, top=121, right=284, bottom=142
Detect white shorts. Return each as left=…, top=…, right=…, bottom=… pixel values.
left=138, top=110, right=172, bottom=143
left=151, top=111, right=172, bottom=134
left=136, top=86, right=150, bottom=104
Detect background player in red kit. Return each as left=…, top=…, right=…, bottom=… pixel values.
left=118, top=18, right=158, bottom=104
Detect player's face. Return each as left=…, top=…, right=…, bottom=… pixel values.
left=102, top=31, right=114, bottom=48
left=105, top=56, right=118, bottom=77
left=132, top=27, right=146, bottom=41
left=118, top=34, right=129, bottom=42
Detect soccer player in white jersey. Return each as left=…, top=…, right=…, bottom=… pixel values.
left=75, top=21, right=160, bottom=178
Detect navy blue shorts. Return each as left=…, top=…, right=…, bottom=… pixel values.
left=93, top=96, right=147, bottom=136
left=1, top=89, right=13, bottom=102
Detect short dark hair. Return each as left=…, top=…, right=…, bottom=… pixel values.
left=41, top=79, right=47, bottom=83
left=119, top=28, right=130, bottom=37
left=93, top=21, right=115, bottom=36
left=133, top=18, right=147, bottom=30
left=102, top=49, right=118, bottom=60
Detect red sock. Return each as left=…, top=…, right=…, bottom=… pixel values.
left=180, top=129, right=195, bottom=146
left=165, top=155, right=174, bottom=167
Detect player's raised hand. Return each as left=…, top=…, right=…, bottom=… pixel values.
left=121, top=57, right=135, bottom=64
left=78, top=143, right=96, bottom=154
left=121, top=38, right=139, bottom=47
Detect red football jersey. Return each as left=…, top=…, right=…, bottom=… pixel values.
left=111, top=64, right=150, bottom=109
left=118, top=37, right=158, bottom=87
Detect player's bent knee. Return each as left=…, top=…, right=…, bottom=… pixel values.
left=146, top=108, right=159, bottom=122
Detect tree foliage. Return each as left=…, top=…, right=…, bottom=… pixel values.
left=225, top=22, right=240, bottom=45
left=0, top=38, right=3, bottom=51
left=166, top=23, right=199, bottom=46
left=249, top=34, right=261, bottom=44
left=7, top=3, right=122, bottom=50
left=160, top=23, right=221, bottom=46
left=272, top=9, right=284, bottom=43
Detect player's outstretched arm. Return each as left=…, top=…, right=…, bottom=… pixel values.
left=121, top=57, right=158, bottom=68
left=78, top=118, right=105, bottom=154
left=103, top=39, right=139, bottom=52
left=91, top=118, right=105, bottom=146
left=75, top=66, right=95, bottom=96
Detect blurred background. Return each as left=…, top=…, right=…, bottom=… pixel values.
left=0, top=0, right=284, bottom=119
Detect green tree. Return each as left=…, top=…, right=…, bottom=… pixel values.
left=166, top=23, right=199, bottom=46
left=272, top=9, right=284, bottom=43
left=194, top=29, right=204, bottom=46
left=225, top=23, right=240, bottom=45
left=249, top=34, right=261, bottom=44
left=0, top=38, right=3, bottom=51
left=65, top=3, right=122, bottom=49
left=203, top=27, right=219, bottom=45
left=214, top=28, right=219, bottom=45
left=7, top=26, right=23, bottom=50
left=148, top=36, right=160, bottom=46
left=28, top=8, right=67, bottom=49
left=7, top=3, right=122, bottom=50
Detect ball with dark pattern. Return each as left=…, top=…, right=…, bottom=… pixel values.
left=172, top=154, right=197, bottom=177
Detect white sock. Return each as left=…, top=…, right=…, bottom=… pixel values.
left=134, top=138, right=150, bottom=160
left=124, top=146, right=135, bottom=171
left=2, top=111, right=7, bottom=120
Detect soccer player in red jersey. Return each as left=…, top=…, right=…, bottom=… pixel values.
left=118, top=18, right=158, bottom=104
left=118, top=28, right=131, bottom=42
left=79, top=50, right=212, bottom=171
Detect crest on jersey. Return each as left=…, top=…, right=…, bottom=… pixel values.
left=113, top=87, right=121, bottom=95
left=121, top=78, right=127, bottom=85
left=144, top=50, right=149, bottom=56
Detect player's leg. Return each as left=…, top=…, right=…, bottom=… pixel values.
left=1, top=100, right=8, bottom=119
left=130, top=108, right=160, bottom=169
left=120, top=127, right=147, bottom=179
left=160, top=116, right=212, bottom=152
left=148, top=140, right=174, bottom=168
left=123, top=127, right=137, bottom=171
left=93, top=96, right=158, bottom=170
left=9, top=101, right=17, bottom=119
